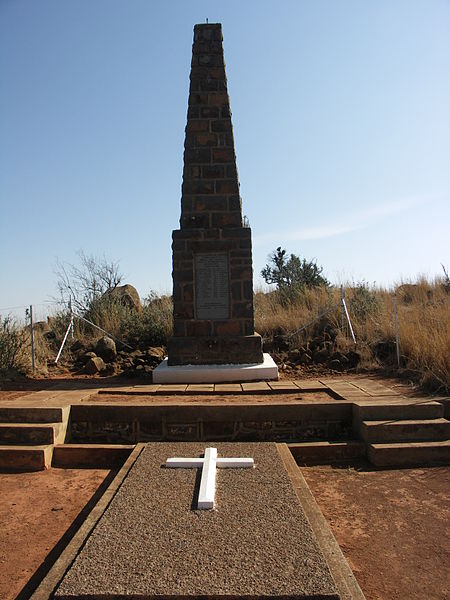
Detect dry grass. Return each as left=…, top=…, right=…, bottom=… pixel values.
left=2, top=280, right=448, bottom=393
left=255, top=278, right=449, bottom=393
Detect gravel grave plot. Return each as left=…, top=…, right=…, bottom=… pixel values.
left=55, top=442, right=340, bottom=599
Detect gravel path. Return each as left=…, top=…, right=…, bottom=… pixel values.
left=55, top=442, right=339, bottom=599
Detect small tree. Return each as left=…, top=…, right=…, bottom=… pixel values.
left=54, top=250, right=124, bottom=314
left=261, top=247, right=329, bottom=296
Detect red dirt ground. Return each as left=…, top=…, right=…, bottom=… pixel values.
left=0, top=468, right=112, bottom=600
left=302, top=463, right=450, bottom=600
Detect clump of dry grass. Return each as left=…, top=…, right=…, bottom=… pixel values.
left=255, top=277, right=449, bottom=393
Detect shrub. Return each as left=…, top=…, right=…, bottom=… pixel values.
left=261, top=247, right=329, bottom=305
left=0, top=316, right=29, bottom=374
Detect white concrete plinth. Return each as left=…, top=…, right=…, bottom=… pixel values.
left=152, top=353, right=278, bottom=384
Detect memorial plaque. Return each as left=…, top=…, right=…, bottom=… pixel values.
left=195, top=254, right=229, bottom=320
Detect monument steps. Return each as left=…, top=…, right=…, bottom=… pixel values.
left=0, top=406, right=69, bottom=471
left=0, top=406, right=68, bottom=423
left=353, top=400, right=444, bottom=422
left=52, top=443, right=134, bottom=468
left=0, top=422, right=64, bottom=445
left=360, top=417, right=450, bottom=443
left=368, top=440, right=450, bottom=467
left=288, top=441, right=366, bottom=465
left=0, top=444, right=53, bottom=470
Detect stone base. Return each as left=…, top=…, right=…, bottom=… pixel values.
left=153, top=353, right=278, bottom=383
left=168, top=333, right=263, bottom=366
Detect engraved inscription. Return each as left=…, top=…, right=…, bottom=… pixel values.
left=195, top=254, right=229, bottom=319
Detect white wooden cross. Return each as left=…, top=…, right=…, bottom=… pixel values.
left=165, top=447, right=254, bottom=509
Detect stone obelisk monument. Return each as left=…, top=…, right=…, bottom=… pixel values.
left=154, top=23, right=278, bottom=382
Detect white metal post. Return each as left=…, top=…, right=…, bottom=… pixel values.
left=69, top=296, right=74, bottom=340
left=340, top=285, right=346, bottom=333
left=29, top=305, right=35, bottom=373
left=341, top=297, right=356, bottom=345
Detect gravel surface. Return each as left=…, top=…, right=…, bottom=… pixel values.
left=55, top=442, right=339, bottom=599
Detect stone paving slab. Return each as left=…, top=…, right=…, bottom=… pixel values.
left=55, top=442, right=340, bottom=599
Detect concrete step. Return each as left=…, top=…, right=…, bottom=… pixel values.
left=0, top=444, right=53, bottom=471
left=360, top=418, right=450, bottom=443
left=354, top=401, right=444, bottom=423
left=437, top=397, right=450, bottom=419
left=0, top=406, right=68, bottom=423
left=0, top=422, right=63, bottom=445
left=289, top=441, right=365, bottom=465
left=368, top=440, right=450, bottom=467
left=52, top=444, right=134, bottom=468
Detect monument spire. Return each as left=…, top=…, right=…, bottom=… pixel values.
left=154, top=23, right=277, bottom=379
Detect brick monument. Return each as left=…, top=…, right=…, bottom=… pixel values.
left=154, top=23, right=277, bottom=382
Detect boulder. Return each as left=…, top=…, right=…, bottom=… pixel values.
left=346, top=350, right=361, bottom=368
left=105, top=284, right=142, bottom=312
left=33, top=321, right=50, bottom=333
left=84, top=356, right=106, bottom=374
left=95, top=336, right=117, bottom=362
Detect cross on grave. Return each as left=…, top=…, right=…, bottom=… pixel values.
left=165, top=447, right=254, bottom=509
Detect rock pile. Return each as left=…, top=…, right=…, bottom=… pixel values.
left=69, top=337, right=165, bottom=377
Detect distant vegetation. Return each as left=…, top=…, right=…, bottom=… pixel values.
left=0, top=251, right=448, bottom=394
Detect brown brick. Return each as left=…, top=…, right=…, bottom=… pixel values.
left=187, top=106, right=200, bottom=119
left=184, top=148, right=211, bottom=163
left=228, top=195, right=241, bottom=211
left=182, top=284, right=194, bottom=302
left=186, top=321, right=212, bottom=336
left=208, top=92, right=229, bottom=106
left=191, top=240, right=232, bottom=253
left=173, top=321, right=186, bottom=337
left=214, top=320, right=242, bottom=336
left=244, top=320, right=255, bottom=335
left=193, top=41, right=223, bottom=55
left=215, top=179, right=239, bottom=194
left=211, top=119, right=232, bottom=133
left=231, top=281, right=242, bottom=300
left=173, top=303, right=194, bottom=319
left=243, top=280, right=253, bottom=300
left=182, top=180, right=214, bottom=194
left=216, top=132, right=234, bottom=147
left=193, top=196, right=227, bottom=212
left=173, top=268, right=194, bottom=282
left=198, top=53, right=223, bottom=66
left=173, top=229, right=202, bottom=240
left=231, top=266, right=252, bottom=280
left=232, top=302, right=252, bottom=318
left=172, top=239, right=186, bottom=252
left=181, top=213, right=210, bottom=228
left=188, top=92, right=208, bottom=106
left=195, top=79, right=219, bottom=92
left=183, top=165, right=201, bottom=179
left=211, top=212, right=242, bottom=227
left=211, top=148, right=234, bottom=162
left=195, top=133, right=218, bottom=147
left=200, top=106, right=220, bottom=118
left=186, top=120, right=210, bottom=132
left=202, top=165, right=225, bottom=179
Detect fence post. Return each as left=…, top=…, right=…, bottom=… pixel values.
left=340, top=285, right=346, bottom=333
left=393, top=293, right=401, bottom=368
left=69, top=296, right=74, bottom=340
left=29, top=305, right=35, bottom=373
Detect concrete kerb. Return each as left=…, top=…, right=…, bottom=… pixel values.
left=277, top=444, right=366, bottom=600
left=29, top=443, right=145, bottom=600
left=30, top=442, right=365, bottom=599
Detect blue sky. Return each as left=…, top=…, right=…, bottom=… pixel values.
left=1, top=0, right=449, bottom=320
